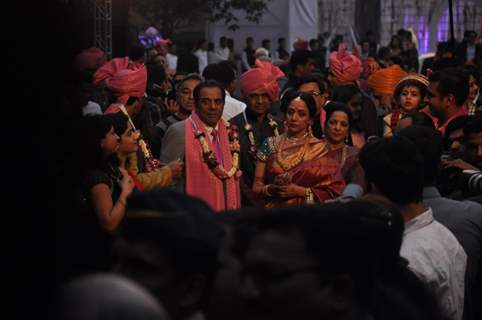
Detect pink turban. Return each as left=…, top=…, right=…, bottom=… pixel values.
left=155, top=39, right=172, bottom=56
left=74, top=47, right=107, bottom=72
left=240, top=60, right=285, bottom=102
left=93, top=57, right=147, bottom=100
left=329, top=44, right=362, bottom=83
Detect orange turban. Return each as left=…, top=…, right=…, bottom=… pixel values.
left=367, top=64, right=407, bottom=95
left=93, top=57, right=147, bottom=100
left=329, top=44, right=362, bottom=83
left=74, top=47, right=107, bottom=72
left=240, top=60, right=285, bottom=102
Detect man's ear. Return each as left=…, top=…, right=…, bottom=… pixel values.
left=444, top=94, right=456, bottom=108
left=178, top=273, right=207, bottom=309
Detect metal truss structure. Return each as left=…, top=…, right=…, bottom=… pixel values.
left=93, top=0, right=112, bottom=59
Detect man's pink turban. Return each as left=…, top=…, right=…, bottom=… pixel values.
left=74, top=47, right=107, bottom=72
left=329, top=45, right=362, bottom=83
left=240, top=60, right=285, bottom=102
left=155, top=39, right=172, bottom=56
left=93, top=57, right=147, bottom=100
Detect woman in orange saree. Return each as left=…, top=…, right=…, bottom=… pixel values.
left=253, top=91, right=345, bottom=208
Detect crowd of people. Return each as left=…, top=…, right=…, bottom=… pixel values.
left=52, top=27, right=482, bottom=320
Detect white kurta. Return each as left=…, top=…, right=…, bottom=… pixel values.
left=400, top=208, right=467, bottom=320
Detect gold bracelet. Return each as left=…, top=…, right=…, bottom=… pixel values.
left=305, top=188, right=314, bottom=203
left=263, top=185, right=272, bottom=197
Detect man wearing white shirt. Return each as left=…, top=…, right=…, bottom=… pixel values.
left=360, top=136, right=467, bottom=320
left=82, top=100, right=102, bottom=116
left=202, top=62, right=246, bottom=120
left=165, top=43, right=178, bottom=75
left=215, top=36, right=230, bottom=61
left=193, top=39, right=208, bottom=74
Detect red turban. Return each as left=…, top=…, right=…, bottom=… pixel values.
left=93, top=57, right=147, bottom=100
left=329, top=44, right=362, bottom=83
left=240, top=60, right=285, bottom=102
left=367, top=64, right=407, bottom=96
left=74, top=47, right=107, bottom=72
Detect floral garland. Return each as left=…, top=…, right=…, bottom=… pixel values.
left=193, top=119, right=240, bottom=180
left=244, top=113, right=280, bottom=159
left=118, top=104, right=161, bottom=172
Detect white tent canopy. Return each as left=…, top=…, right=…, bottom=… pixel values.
left=207, top=0, right=319, bottom=54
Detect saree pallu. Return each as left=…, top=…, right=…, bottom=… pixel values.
left=260, top=137, right=345, bottom=208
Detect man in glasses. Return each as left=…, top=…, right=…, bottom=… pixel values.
left=295, top=74, right=330, bottom=138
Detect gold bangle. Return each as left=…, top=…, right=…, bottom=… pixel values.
left=263, top=185, right=272, bottom=197
left=305, top=188, right=314, bottom=203
left=118, top=198, right=127, bottom=207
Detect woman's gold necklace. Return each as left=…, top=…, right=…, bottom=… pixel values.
left=276, top=132, right=310, bottom=171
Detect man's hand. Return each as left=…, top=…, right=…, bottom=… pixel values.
left=442, top=158, right=479, bottom=171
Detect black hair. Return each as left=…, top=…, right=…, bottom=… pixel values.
left=246, top=37, right=253, bottom=42
left=202, top=63, right=235, bottom=89
left=176, top=73, right=203, bottom=92
left=295, top=74, right=326, bottom=94
left=280, top=90, right=317, bottom=118
left=73, top=115, right=114, bottom=175
left=399, top=112, right=435, bottom=130
left=261, top=39, right=270, bottom=46
left=113, top=189, right=224, bottom=309
left=195, top=39, right=207, bottom=50
left=128, top=45, right=145, bottom=61
left=146, top=63, right=167, bottom=96
left=464, top=114, right=482, bottom=138
left=193, top=80, right=226, bottom=108
left=429, top=68, right=469, bottom=106
left=395, top=126, right=443, bottom=186
left=377, top=46, right=391, bottom=60
left=359, top=136, right=424, bottom=205
left=462, top=64, right=480, bottom=85
left=289, top=49, right=312, bottom=71
left=331, top=83, right=360, bottom=104
left=105, top=112, right=129, bottom=137
left=444, top=115, right=468, bottom=148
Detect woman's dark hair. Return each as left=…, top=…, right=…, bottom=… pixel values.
left=280, top=90, right=317, bottom=118
left=73, top=115, right=114, bottom=174
left=331, top=83, right=360, bottom=104
left=106, top=112, right=129, bottom=137
left=104, top=112, right=129, bottom=167
left=324, top=101, right=354, bottom=128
